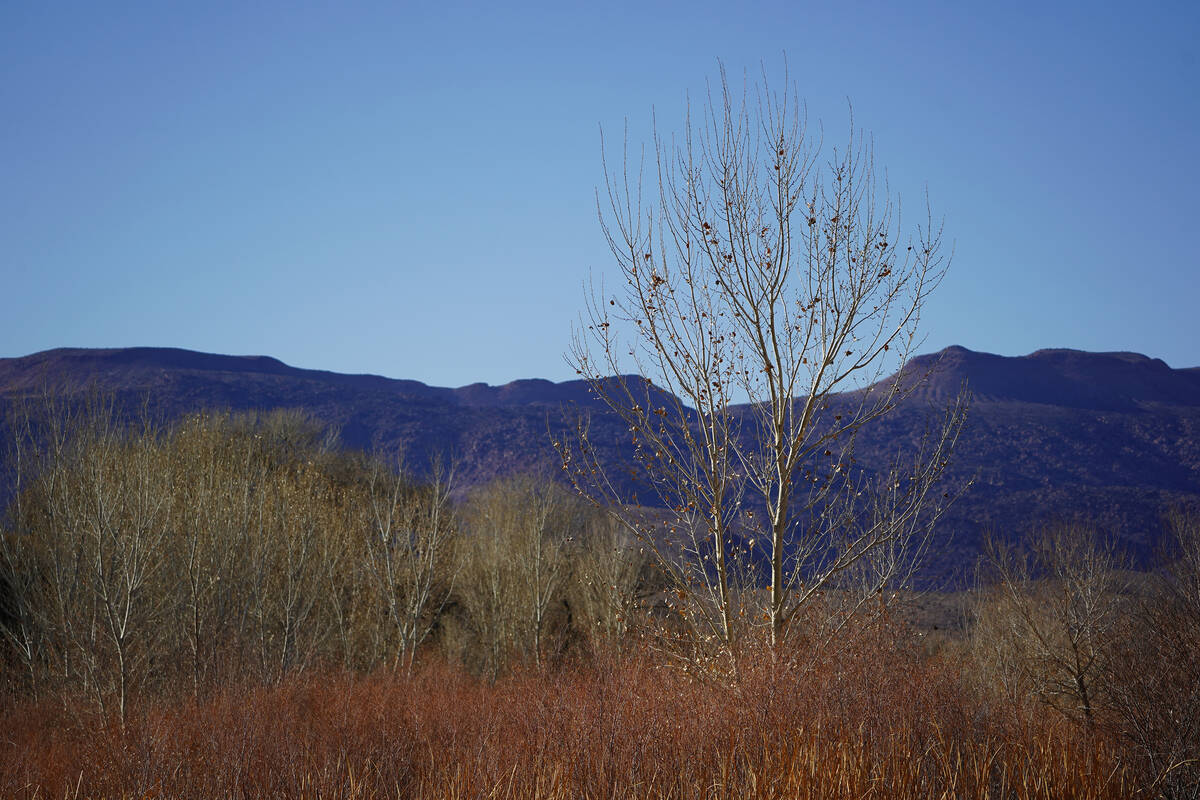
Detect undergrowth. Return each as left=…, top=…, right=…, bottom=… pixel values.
left=0, top=627, right=1133, bottom=800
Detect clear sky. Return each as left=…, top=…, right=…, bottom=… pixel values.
left=2, top=1, right=1197, bottom=387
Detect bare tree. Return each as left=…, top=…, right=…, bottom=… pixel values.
left=166, top=412, right=254, bottom=698
left=569, top=513, right=651, bottom=654
left=8, top=395, right=174, bottom=727
left=4, top=400, right=462, bottom=702
left=975, top=522, right=1127, bottom=726
left=359, top=452, right=456, bottom=674
left=562, top=64, right=964, bottom=659
left=0, top=397, right=52, bottom=700
left=1104, top=510, right=1200, bottom=795
left=515, top=481, right=572, bottom=668
left=458, top=512, right=517, bottom=680
left=459, top=477, right=576, bottom=676
left=0, top=393, right=90, bottom=701
left=246, top=461, right=332, bottom=681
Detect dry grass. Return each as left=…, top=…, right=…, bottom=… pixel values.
left=0, top=625, right=1134, bottom=800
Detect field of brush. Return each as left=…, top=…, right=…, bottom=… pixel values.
left=1, top=626, right=1134, bottom=800
left=2, top=408, right=1196, bottom=798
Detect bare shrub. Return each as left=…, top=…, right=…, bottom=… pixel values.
left=0, top=632, right=1132, bottom=799
left=1104, top=510, right=1200, bottom=797
left=972, top=522, right=1128, bottom=727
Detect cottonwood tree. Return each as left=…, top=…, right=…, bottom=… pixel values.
left=0, top=400, right=42, bottom=699
left=562, top=66, right=964, bottom=659
left=460, top=477, right=577, bottom=676
left=975, top=523, right=1127, bottom=726
left=166, top=412, right=257, bottom=698
left=0, top=394, right=85, bottom=700
left=569, top=514, right=652, bottom=653
left=358, top=452, right=456, bottom=674
left=3, top=401, right=460, bottom=699
left=10, top=395, right=174, bottom=727
left=212, top=410, right=342, bottom=683
left=246, top=461, right=330, bottom=681
left=0, top=516, right=40, bottom=699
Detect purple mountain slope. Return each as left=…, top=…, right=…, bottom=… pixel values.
left=898, top=345, right=1200, bottom=409
left=2, top=345, right=1198, bottom=577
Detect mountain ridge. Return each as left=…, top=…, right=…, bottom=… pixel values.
left=897, top=345, right=1200, bottom=410
left=8, top=344, right=1198, bottom=410
left=0, top=346, right=620, bottom=409
left=2, top=344, right=1198, bottom=577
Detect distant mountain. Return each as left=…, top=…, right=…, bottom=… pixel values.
left=854, top=347, right=1200, bottom=573
left=0, top=347, right=622, bottom=490
left=900, top=345, right=1200, bottom=410
left=2, top=345, right=1198, bottom=579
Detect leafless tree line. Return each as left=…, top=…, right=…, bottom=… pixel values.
left=0, top=397, right=651, bottom=724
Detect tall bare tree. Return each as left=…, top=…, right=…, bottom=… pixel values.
left=460, top=477, right=578, bottom=676
left=0, top=397, right=54, bottom=700
left=8, top=395, right=174, bottom=726
left=563, top=65, right=964, bottom=658
left=359, top=452, right=456, bottom=674
left=166, top=412, right=253, bottom=698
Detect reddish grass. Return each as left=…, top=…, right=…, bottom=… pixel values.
left=0, top=632, right=1133, bottom=799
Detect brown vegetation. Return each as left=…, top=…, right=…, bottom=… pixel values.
left=1, top=399, right=1197, bottom=798
left=1, top=628, right=1132, bottom=800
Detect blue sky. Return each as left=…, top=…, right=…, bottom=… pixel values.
left=2, top=1, right=1197, bottom=386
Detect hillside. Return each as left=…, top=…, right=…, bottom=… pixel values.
left=2, top=345, right=1198, bottom=576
